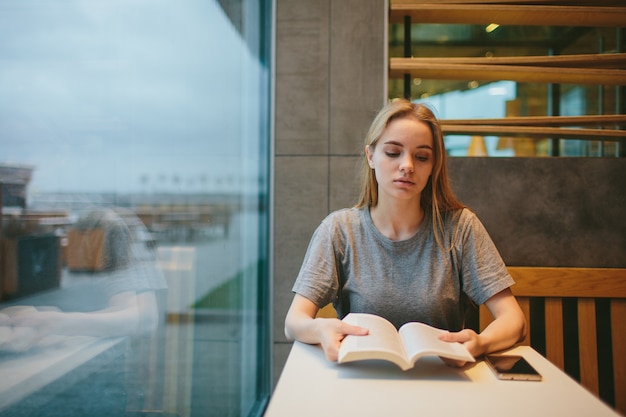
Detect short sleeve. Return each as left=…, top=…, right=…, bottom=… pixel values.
left=291, top=221, right=340, bottom=308
left=456, top=210, right=514, bottom=305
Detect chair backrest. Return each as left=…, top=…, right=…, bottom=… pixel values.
left=478, top=267, right=626, bottom=415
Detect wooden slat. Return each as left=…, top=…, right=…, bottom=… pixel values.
left=441, top=115, right=626, bottom=127
left=611, top=299, right=626, bottom=416
left=479, top=303, right=491, bottom=332
left=507, top=267, right=626, bottom=298
left=577, top=298, right=599, bottom=396
left=389, top=3, right=626, bottom=27
left=441, top=125, right=626, bottom=141
left=389, top=59, right=626, bottom=85
left=545, top=297, right=565, bottom=371
left=391, top=0, right=624, bottom=4
left=393, top=54, right=626, bottom=69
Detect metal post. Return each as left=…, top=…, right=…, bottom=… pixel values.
left=403, top=15, right=411, bottom=99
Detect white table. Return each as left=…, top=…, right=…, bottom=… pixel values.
left=265, top=342, right=620, bottom=417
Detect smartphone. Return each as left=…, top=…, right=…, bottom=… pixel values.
left=485, top=354, right=542, bottom=381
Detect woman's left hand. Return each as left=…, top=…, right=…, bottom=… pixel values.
left=438, top=329, right=483, bottom=367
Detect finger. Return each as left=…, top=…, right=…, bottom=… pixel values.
left=438, top=331, right=461, bottom=342
left=339, top=323, right=369, bottom=336
left=439, top=331, right=471, bottom=343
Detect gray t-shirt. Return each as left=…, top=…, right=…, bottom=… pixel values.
left=292, top=207, right=514, bottom=331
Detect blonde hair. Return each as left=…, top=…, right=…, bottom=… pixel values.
left=355, top=98, right=464, bottom=249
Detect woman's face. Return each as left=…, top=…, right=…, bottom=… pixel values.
left=366, top=116, right=434, bottom=205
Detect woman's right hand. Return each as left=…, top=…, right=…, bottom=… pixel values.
left=315, top=317, right=369, bottom=361
left=284, top=294, right=368, bottom=361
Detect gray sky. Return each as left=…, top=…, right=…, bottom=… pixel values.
left=1, top=0, right=263, bottom=194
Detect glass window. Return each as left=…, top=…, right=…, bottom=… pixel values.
left=0, top=1, right=272, bottom=416
left=389, top=21, right=625, bottom=157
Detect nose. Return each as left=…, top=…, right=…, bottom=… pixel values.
left=400, top=154, right=414, bottom=174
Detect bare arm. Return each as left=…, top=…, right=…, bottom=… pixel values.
left=477, top=288, right=527, bottom=353
left=10, top=290, right=159, bottom=341
left=439, top=288, right=526, bottom=365
left=284, top=294, right=368, bottom=361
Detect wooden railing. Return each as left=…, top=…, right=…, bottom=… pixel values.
left=390, top=54, right=626, bottom=86
left=478, top=267, right=626, bottom=415
left=439, top=114, right=626, bottom=141
left=388, top=0, right=626, bottom=155
left=389, top=0, right=626, bottom=27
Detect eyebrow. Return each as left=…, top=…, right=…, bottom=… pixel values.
left=382, top=140, right=433, bottom=150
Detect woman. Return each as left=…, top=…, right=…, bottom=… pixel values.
left=284, top=99, right=526, bottom=365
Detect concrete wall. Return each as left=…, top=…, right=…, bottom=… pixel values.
left=448, top=157, right=626, bottom=268
left=273, top=0, right=387, bottom=385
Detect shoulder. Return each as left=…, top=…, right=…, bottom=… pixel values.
left=440, top=208, right=491, bottom=242
left=320, top=207, right=365, bottom=229
left=312, top=207, right=369, bottom=245
left=439, top=207, right=470, bottom=227
left=443, top=207, right=481, bottom=227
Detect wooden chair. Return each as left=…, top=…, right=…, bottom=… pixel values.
left=478, top=267, right=626, bottom=415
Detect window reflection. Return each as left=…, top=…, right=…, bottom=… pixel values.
left=0, top=1, right=271, bottom=416
left=5, top=208, right=165, bottom=344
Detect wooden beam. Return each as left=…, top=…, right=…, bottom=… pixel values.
left=544, top=298, right=565, bottom=371
left=390, top=58, right=626, bottom=85
left=441, top=125, right=626, bottom=140
left=441, top=115, right=626, bottom=127
left=578, top=298, right=600, bottom=396
left=394, top=54, right=626, bottom=69
left=507, top=267, right=626, bottom=298
left=389, top=3, right=626, bottom=27
left=611, top=299, right=626, bottom=416
left=392, top=0, right=624, bottom=4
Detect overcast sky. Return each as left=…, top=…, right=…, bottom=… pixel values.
left=0, top=0, right=264, bottom=194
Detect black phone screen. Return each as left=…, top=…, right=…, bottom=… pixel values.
left=485, top=355, right=542, bottom=381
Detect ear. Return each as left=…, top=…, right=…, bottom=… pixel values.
left=365, top=145, right=375, bottom=169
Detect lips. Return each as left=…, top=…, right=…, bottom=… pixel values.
left=394, top=177, right=415, bottom=185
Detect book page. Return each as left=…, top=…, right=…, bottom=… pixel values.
left=398, top=322, right=475, bottom=364
left=338, top=313, right=409, bottom=369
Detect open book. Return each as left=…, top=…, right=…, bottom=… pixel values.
left=338, top=313, right=475, bottom=370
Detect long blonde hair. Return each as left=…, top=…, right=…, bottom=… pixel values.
left=355, top=98, right=464, bottom=249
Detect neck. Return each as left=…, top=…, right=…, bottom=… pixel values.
left=370, top=198, right=424, bottom=241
